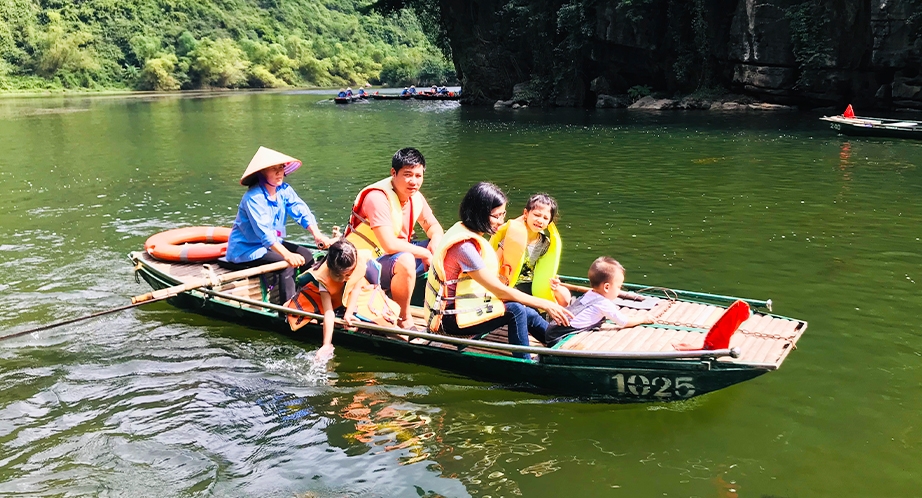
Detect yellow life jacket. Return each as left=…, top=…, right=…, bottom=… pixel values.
left=424, top=222, right=505, bottom=332
left=345, top=177, right=424, bottom=257
left=352, top=283, right=401, bottom=327
left=285, top=251, right=369, bottom=331
left=489, top=216, right=561, bottom=301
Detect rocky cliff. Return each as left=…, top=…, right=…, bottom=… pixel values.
left=434, top=0, right=922, bottom=108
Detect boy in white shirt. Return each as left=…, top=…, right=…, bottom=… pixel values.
left=542, top=256, right=654, bottom=345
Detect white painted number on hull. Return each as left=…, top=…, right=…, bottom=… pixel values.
left=612, top=374, right=696, bottom=398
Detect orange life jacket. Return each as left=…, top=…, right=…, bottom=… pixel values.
left=285, top=256, right=366, bottom=331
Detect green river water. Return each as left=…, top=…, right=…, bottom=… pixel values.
left=0, top=91, right=920, bottom=497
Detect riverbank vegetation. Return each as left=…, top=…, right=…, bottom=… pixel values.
left=0, top=0, right=456, bottom=92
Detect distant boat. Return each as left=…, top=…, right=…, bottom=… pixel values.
left=821, top=104, right=922, bottom=139
left=371, top=93, right=411, bottom=100
left=413, top=93, right=460, bottom=101
left=334, top=95, right=369, bottom=104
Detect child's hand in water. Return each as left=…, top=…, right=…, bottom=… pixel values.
left=317, top=344, right=335, bottom=360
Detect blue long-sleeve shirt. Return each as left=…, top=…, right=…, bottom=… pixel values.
left=226, top=183, right=317, bottom=263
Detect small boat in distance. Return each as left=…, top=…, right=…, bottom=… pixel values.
left=371, top=93, right=410, bottom=100
left=821, top=104, right=922, bottom=140
left=413, top=93, right=460, bottom=101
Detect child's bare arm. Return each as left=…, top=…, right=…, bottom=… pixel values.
left=318, top=291, right=336, bottom=358
left=623, top=313, right=655, bottom=328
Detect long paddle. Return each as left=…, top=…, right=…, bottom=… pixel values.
left=130, top=260, right=288, bottom=304
left=0, top=260, right=290, bottom=342
left=198, top=287, right=738, bottom=360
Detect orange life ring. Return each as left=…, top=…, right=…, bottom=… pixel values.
left=145, top=226, right=231, bottom=262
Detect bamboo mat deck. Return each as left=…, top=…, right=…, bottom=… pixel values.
left=558, top=299, right=805, bottom=369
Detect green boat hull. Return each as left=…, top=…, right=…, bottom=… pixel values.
left=133, top=257, right=770, bottom=402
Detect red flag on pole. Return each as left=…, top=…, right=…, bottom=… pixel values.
left=843, top=104, right=855, bottom=119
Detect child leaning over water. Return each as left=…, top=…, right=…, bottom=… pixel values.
left=538, top=257, right=654, bottom=346
left=287, top=239, right=367, bottom=360
left=491, top=193, right=570, bottom=306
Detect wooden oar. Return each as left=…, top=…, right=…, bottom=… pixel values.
left=131, top=260, right=288, bottom=304
left=198, top=286, right=738, bottom=360
left=0, top=261, right=290, bottom=342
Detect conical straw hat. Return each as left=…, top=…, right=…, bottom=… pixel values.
left=240, top=147, right=302, bottom=185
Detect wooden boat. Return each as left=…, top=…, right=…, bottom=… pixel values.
left=371, top=94, right=411, bottom=100
left=129, top=247, right=806, bottom=402
left=413, top=93, right=460, bottom=101
left=820, top=109, right=922, bottom=140
left=334, top=95, right=368, bottom=104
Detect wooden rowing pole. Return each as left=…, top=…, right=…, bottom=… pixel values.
left=130, top=261, right=288, bottom=304
left=196, top=286, right=738, bottom=360
left=0, top=261, right=290, bottom=342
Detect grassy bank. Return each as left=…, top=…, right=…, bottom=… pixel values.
left=0, top=0, right=456, bottom=92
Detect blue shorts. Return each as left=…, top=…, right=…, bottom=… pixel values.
left=378, top=240, right=429, bottom=292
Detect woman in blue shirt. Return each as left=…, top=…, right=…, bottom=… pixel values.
left=227, top=147, right=334, bottom=304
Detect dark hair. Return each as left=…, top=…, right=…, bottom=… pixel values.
left=588, top=256, right=625, bottom=287
left=391, top=147, right=426, bottom=173
left=525, top=193, right=559, bottom=222
left=242, top=167, right=282, bottom=187
left=318, top=239, right=358, bottom=275
left=459, top=182, right=507, bottom=235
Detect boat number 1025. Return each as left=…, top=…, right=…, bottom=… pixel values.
left=612, top=374, right=696, bottom=398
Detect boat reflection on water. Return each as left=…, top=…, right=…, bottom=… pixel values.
left=325, top=375, right=444, bottom=467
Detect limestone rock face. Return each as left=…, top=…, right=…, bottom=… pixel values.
left=628, top=96, right=678, bottom=109
left=596, top=94, right=631, bottom=108
left=439, top=0, right=922, bottom=108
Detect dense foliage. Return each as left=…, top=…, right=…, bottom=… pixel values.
left=0, top=0, right=456, bottom=91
